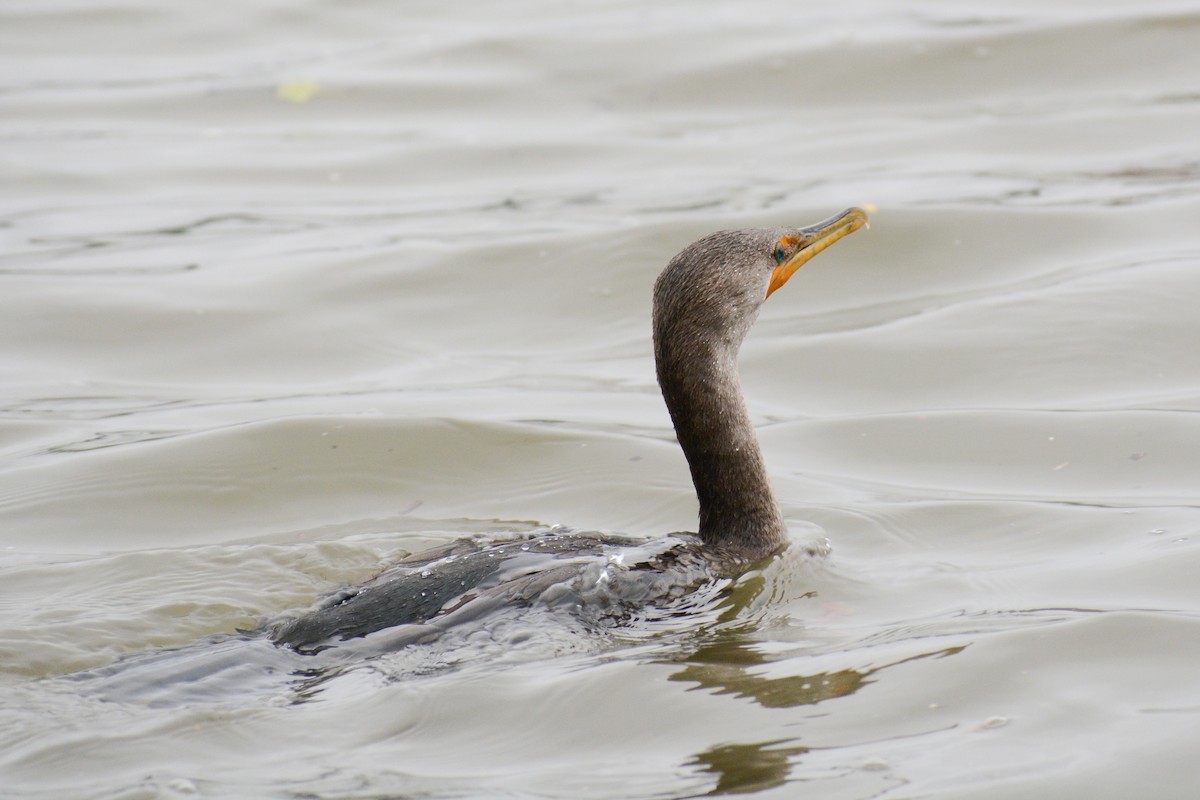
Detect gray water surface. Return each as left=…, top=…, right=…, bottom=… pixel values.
left=2, top=1, right=1199, bottom=798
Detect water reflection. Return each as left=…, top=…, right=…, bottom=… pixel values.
left=669, top=632, right=965, bottom=709
left=667, top=626, right=966, bottom=794
left=689, top=739, right=809, bottom=795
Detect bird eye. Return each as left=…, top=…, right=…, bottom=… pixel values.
left=773, top=244, right=787, bottom=264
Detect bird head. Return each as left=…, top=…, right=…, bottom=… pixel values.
left=653, top=207, right=869, bottom=351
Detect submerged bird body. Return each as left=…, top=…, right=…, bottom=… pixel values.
left=272, top=209, right=868, bottom=652
left=271, top=531, right=715, bottom=652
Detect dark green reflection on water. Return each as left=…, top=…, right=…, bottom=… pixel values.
left=667, top=625, right=965, bottom=795
left=689, top=739, right=809, bottom=795
left=671, top=634, right=867, bottom=708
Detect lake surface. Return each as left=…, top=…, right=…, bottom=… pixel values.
left=2, top=0, right=1199, bottom=797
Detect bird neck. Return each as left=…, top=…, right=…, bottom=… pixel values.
left=655, top=335, right=787, bottom=561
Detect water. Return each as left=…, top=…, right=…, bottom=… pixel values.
left=2, top=0, right=1199, bottom=797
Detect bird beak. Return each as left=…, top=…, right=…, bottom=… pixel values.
left=766, top=207, right=870, bottom=299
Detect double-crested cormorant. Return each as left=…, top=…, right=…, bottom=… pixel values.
left=271, top=208, right=869, bottom=652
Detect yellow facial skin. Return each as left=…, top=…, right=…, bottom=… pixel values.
left=766, top=207, right=870, bottom=299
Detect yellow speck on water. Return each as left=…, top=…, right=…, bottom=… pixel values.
left=276, top=78, right=320, bottom=104
left=862, top=202, right=879, bottom=213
